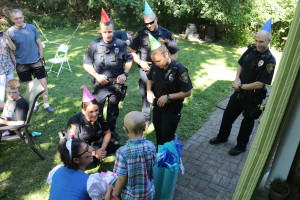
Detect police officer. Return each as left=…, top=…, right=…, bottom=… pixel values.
left=146, top=34, right=192, bottom=145
left=65, top=86, right=119, bottom=162
left=209, top=24, right=276, bottom=156
left=129, top=2, right=179, bottom=128
left=83, top=9, right=133, bottom=140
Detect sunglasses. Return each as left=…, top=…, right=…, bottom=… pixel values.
left=77, top=144, right=90, bottom=157
left=145, top=20, right=155, bottom=26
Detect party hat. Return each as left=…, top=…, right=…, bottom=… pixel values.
left=261, top=18, right=272, bottom=33
left=148, top=33, right=161, bottom=51
left=144, top=1, right=154, bottom=15
left=82, top=85, right=95, bottom=102
left=101, top=8, right=111, bottom=23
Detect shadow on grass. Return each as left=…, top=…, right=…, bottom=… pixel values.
left=0, top=29, right=241, bottom=199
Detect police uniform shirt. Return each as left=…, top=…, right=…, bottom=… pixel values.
left=238, top=46, right=276, bottom=85
left=129, top=26, right=179, bottom=62
left=67, top=113, right=109, bottom=144
left=147, top=59, right=193, bottom=105
left=83, top=37, right=133, bottom=78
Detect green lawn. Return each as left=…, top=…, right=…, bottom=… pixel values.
left=0, top=27, right=248, bottom=199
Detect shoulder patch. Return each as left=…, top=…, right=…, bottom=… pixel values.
left=133, top=32, right=139, bottom=39
left=86, top=45, right=91, bottom=53
left=179, top=72, right=189, bottom=83
left=266, top=63, right=275, bottom=74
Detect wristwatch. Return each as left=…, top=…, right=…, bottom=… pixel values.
left=123, top=72, right=129, bottom=77
left=167, top=94, right=171, bottom=100
left=238, top=83, right=243, bottom=90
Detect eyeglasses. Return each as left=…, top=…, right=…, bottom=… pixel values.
left=123, top=126, right=128, bottom=132
left=7, top=91, right=19, bottom=95
left=77, top=144, right=90, bottom=157
left=145, top=20, right=155, bottom=26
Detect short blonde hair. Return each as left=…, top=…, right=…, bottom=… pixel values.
left=124, top=111, right=145, bottom=136
left=6, top=79, right=21, bottom=91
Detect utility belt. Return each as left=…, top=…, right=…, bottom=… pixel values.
left=238, top=87, right=267, bottom=104
left=92, top=76, right=127, bottom=101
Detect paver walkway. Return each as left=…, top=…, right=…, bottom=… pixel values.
left=173, top=97, right=261, bottom=200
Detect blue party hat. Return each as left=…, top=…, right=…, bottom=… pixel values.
left=261, top=18, right=272, bottom=33
left=144, top=1, right=154, bottom=15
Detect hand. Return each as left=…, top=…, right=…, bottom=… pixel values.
left=96, top=74, right=109, bottom=86
left=116, top=74, right=126, bottom=84
left=232, top=79, right=240, bottom=91
left=94, top=147, right=107, bottom=159
left=139, top=61, right=151, bottom=71
left=147, top=90, right=155, bottom=104
left=157, top=95, right=168, bottom=107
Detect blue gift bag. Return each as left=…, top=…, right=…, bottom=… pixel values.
left=154, top=136, right=184, bottom=200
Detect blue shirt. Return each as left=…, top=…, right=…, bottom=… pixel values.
left=8, top=24, right=40, bottom=64
left=49, top=167, right=91, bottom=200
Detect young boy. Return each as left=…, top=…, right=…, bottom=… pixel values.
left=113, top=111, right=156, bottom=200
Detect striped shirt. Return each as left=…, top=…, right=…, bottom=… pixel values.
left=113, top=138, right=156, bottom=200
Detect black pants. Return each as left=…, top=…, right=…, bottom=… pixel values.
left=217, top=91, right=257, bottom=149
left=93, top=83, right=122, bottom=133
left=153, top=105, right=181, bottom=145
left=139, top=68, right=151, bottom=122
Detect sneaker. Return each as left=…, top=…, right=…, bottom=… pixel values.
left=45, top=106, right=55, bottom=113
left=33, top=104, right=40, bottom=113
left=2, top=131, right=10, bottom=137
left=111, top=131, right=120, bottom=141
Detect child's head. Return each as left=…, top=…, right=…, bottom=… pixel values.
left=6, top=79, right=21, bottom=101
left=124, top=111, right=145, bottom=136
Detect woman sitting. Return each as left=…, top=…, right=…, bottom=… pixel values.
left=47, top=138, right=110, bottom=200
left=65, top=86, right=119, bottom=162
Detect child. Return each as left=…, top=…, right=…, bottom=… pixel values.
left=0, top=29, right=16, bottom=104
left=113, top=111, right=156, bottom=200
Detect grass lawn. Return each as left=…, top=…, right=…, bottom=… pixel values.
left=0, top=27, right=263, bottom=199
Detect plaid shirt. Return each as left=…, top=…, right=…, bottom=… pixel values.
left=113, top=138, right=156, bottom=200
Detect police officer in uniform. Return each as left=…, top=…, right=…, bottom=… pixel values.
left=83, top=9, right=133, bottom=140
left=209, top=26, right=276, bottom=156
left=129, top=2, right=179, bottom=127
left=147, top=34, right=192, bottom=145
left=64, top=86, right=119, bottom=162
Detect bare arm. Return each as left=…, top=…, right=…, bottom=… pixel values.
left=130, top=49, right=151, bottom=71
left=232, top=65, right=242, bottom=90
left=116, top=61, right=133, bottom=84
left=9, top=48, right=16, bottom=66
left=113, top=175, right=127, bottom=200
left=232, top=65, right=265, bottom=90
left=94, top=129, right=111, bottom=159
left=0, top=118, right=25, bottom=126
left=157, top=90, right=192, bottom=107
left=36, top=38, right=43, bottom=58
left=3, top=31, right=16, bottom=50
left=83, top=63, right=109, bottom=85
left=146, top=80, right=155, bottom=104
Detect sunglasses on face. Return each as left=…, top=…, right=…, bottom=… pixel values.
left=145, top=20, right=155, bottom=26
left=77, top=144, right=90, bottom=157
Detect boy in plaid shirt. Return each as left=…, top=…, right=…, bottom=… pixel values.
left=113, top=111, right=156, bottom=200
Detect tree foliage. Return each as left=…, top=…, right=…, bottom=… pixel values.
left=0, top=0, right=297, bottom=49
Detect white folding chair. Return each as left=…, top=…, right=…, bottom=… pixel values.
left=48, top=44, right=72, bottom=77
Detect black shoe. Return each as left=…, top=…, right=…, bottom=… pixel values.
left=209, top=136, right=228, bottom=145
left=111, top=131, right=120, bottom=141
left=45, top=106, right=55, bottom=113
left=33, top=104, right=40, bottom=113
left=229, top=146, right=246, bottom=156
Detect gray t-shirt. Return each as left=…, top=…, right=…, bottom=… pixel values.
left=8, top=24, right=40, bottom=64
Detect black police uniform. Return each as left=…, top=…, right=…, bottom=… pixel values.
left=147, top=59, right=193, bottom=145
left=216, top=45, right=276, bottom=149
left=129, top=26, right=179, bottom=123
left=83, top=37, right=133, bottom=134
left=66, top=113, right=119, bottom=154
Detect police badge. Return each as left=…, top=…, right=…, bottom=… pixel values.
left=169, top=74, right=174, bottom=82
left=258, top=60, right=264, bottom=67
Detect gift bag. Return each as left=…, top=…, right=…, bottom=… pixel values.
left=153, top=136, right=184, bottom=200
